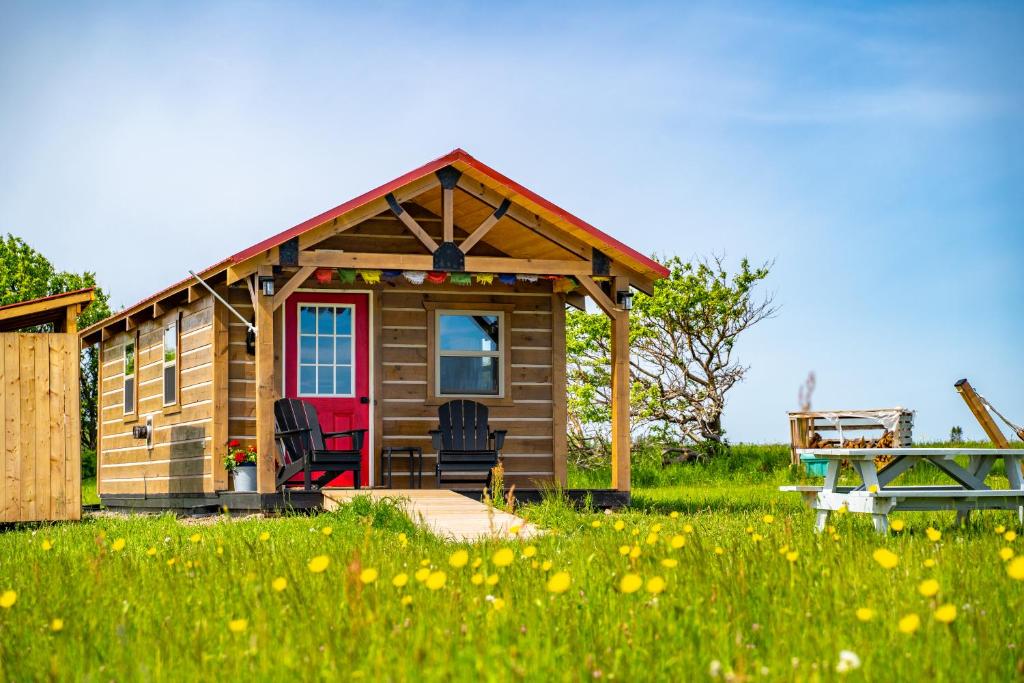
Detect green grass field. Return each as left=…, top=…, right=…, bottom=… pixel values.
left=3, top=445, right=1024, bottom=681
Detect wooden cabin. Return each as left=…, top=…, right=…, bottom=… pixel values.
left=80, top=149, right=667, bottom=510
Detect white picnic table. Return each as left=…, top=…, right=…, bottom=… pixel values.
left=780, top=447, right=1024, bottom=533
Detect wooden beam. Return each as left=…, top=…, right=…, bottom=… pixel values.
left=551, top=292, right=568, bottom=487
left=565, top=292, right=586, bottom=311
left=459, top=198, right=510, bottom=254
left=610, top=306, right=631, bottom=492
left=300, top=250, right=593, bottom=276
left=152, top=301, right=166, bottom=319
left=187, top=285, right=202, bottom=303
left=955, top=379, right=1010, bottom=448
left=442, top=187, right=454, bottom=243
left=245, top=276, right=258, bottom=312
left=386, top=193, right=439, bottom=252
left=212, top=287, right=231, bottom=492
left=254, top=266, right=277, bottom=493
left=576, top=275, right=617, bottom=317
left=272, top=266, right=315, bottom=310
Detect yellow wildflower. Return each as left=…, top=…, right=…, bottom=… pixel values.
left=868, top=484, right=879, bottom=493
left=228, top=618, right=248, bottom=633
left=321, top=526, right=333, bottom=537
left=308, top=555, right=330, bottom=573
left=146, top=547, right=157, bottom=557
left=258, top=531, right=270, bottom=542
left=613, top=520, right=625, bottom=531
left=449, top=550, right=469, bottom=568
left=189, top=533, right=201, bottom=543
left=359, top=568, right=378, bottom=584
left=41, top=539, right=52, bottom=551
left=629, top=545, right=642, bottom=559
left=591, top=520, right=602, bottom=528
left=401, top=595, right=413, bottom=606
left=925, top=527, right=941, bottom=542
left=486, top=574, right=499, bottom=586
left=661, top=558, right=679, bottom=568
left=398, top=532, right=408, bottom=547
left=547, top=572, right=571, bottom=594
left=872, top=548, right=899, bottom=569
left=890, top=519, right=905, bottom=532
left=898, top=613, right=920, bottom=634
left=471, top=573, right=484, bottom=585
left=425, top=571, right=447, bottom=590
left=670, top=535, right=686, bottom=549
left=714, top=547, right=724, bottom=555
left=669, top=511, right=680, bottom=519
left=492, top=548, right=514, bottom=567
left=111, top=538, right=126, bottom=552
left=166, top=558, right=176, bottom=567
left=523, top=546, right=537, bottom=558
left=999, top=547, right=1015, bottom=561
left=934, top=604, right=957, bottom=624
left=0, top=591, right=16, bottom=609
left=541, top=560, right=552, bottom=571
left=472, top=557, right=482, bottom=569
left=414, top=568, right=431, bottom=582
left=995, top=525, right=1006, bottom=534
left=216, top=546, right=223, bottom=556
left=645, top=532, right=659, bottom=546
left=392, top=573, right=409, bottom=588
left=778, top=545, right=789, bottom=555
left=751, top=534, right=763, bottom=543
left=1005, top=530, right=1017, bottom=542
left=1006, top=557, right=1024, bottom=580
left=508, top=524, right=521, bottom=535
left=855, top=607, right=875, bottom=622
left=786, top=551, right=799, bottom=563
left=683, top=524, right=694, bottom=534
left=491, top=597, right=506, bottom=611
left=420, top=559, right=430, bottom=567
left=618, top=545, right=630, bottom=556
left=918, top=579, right=939, bottom=597
left=923, top=558, right=936, bottom=568
left=50, top=618, right=64, bottom=632
left=272, top=577, right=287, bottom=592
left=762, top=515, right=774, bottom=524
left=620, top=574, right=643, bottom=594
left=646, top=576, right=666, bottom=594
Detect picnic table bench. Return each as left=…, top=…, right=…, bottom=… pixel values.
left=780, top=447, right=1024, bottom=533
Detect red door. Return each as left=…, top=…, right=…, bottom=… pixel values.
left=284, top=292, right=371, bottom=487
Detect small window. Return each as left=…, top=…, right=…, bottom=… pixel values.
left=163, top=318, right=179, bottom=406
left=436, top=311, right=502, bottom=396
left=123, top=339, right=136, bottom=415
left=297, top=304, right=354, bottom=396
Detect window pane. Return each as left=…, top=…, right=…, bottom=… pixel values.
left=336, top=307, right=351, bottom=335
left=335, top=337, right=352, bottom=365
left=124, top=342, right=135, bottom=376
left=317, top=307, right=334, bottom=334
left=300, top=335, right=316, bottom=364
left=439, top=356, right=499, bottom=395
left=317, top=366, right=333, bottom=394
left=300, top=366, right=316, bottom=394
left=317, top=336, right=334, bottom=364
left=163, top=322, right=177, bottom=362
left=163, top=365, right=176, bottom=405
left=299, top=306, right=316, bottom=334
left=335, top=366, right=352, bottom=395
left=124, top=379, right=135, bottom=412
left=439, top=314, right=499, bottom=352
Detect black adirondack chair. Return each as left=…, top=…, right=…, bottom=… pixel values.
left=274, top=398, right=366, bottom=491
left=429, top=400, right=507, bottom=490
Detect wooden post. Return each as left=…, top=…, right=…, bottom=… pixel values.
left=609, top=300, right=631, bottom=492
left=211, top=288, right=230, bottom=492
left=551, top=292, right=568, bottom=487
left=955, top=379, right=1010, bottom=448
left=255, top=268, right=277, bottom=493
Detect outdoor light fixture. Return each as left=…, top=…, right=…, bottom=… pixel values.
left=259, top=275, right=275, bottom=297
left=616, top=290, right=633, bottom=311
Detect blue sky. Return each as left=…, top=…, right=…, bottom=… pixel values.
left=2, top=1, right=1021, bottom=442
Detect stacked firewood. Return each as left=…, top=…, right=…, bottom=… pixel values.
left=807, top=430, right=896, bottom=466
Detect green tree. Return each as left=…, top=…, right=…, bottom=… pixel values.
left=0, top=234, right=111, bottom=451
left=566, top=255, right=775, bottom=459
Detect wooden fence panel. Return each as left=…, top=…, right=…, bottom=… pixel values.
left=0, top=333, right=80, bottom=522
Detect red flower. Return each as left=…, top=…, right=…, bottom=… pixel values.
left=228, top=440, right=240, bottom=448
left=234, top=452, right=245, bottom=464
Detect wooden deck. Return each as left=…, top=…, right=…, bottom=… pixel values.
left=323, top=489, right=540, bottom=541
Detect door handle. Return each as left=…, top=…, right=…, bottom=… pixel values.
left=360, top=396, right=370, bottom=404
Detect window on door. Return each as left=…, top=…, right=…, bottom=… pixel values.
left=298, top=304, right=354, bottom=397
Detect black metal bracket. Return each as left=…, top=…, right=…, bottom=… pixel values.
left=592, top=248, right=611, bottom=276
left=433, top=242, right=465, bottom=271
left=279, top=237, right=299, bottom=267
left=493, top=198, right=511, bottom=220
left=436, top=166, right=463, bottom=190
left=385, top=193, right=404, bottom=216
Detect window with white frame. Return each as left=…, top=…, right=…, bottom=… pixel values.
left=435, top=311, right=502, bottom=396
left=163, top=317, right=179, bottom=406
left=123, top=338, right=136, bottom=415
left=298, top=304, right=354, bottom=396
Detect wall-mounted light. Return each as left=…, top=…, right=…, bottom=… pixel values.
left=616, top=290, right=633, bottom=311
left=259, top=275, right=275, bottom=297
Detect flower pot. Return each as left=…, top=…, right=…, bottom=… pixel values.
left=232, top=464, right=257, bottom=492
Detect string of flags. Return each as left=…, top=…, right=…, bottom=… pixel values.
left=311, top=267, right=593, bottom=292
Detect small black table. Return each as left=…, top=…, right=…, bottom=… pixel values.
left=382, top=446, right=424, bottom=488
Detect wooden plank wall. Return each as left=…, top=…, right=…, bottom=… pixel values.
left=0, top=332, right=80, bottom=521
left=98, top=295, right=216, bottom=495
left=377, top=282, right=558, bottom=490
left=225, top=287, right=258, bottom=449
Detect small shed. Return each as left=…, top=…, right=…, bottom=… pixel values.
left=0, top=288, right=94, bottom=522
